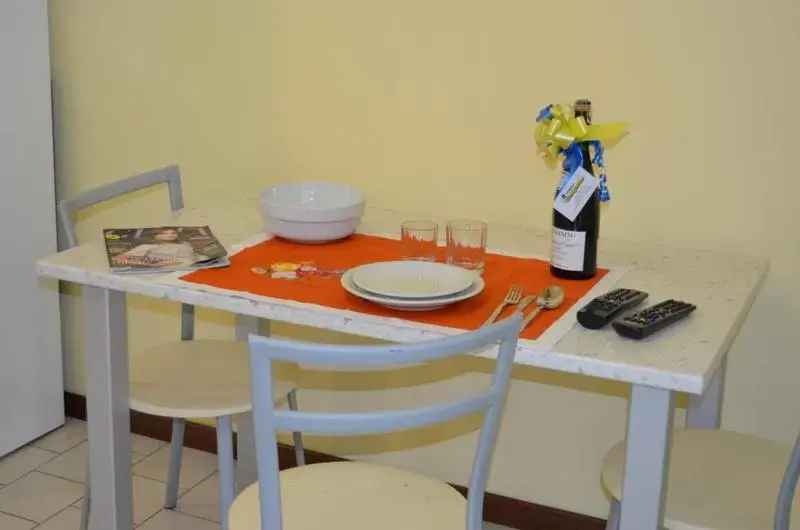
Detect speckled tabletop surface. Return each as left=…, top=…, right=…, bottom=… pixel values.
left=39, top=204, right=768, bottom=394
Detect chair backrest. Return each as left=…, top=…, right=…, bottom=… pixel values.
left=57, top=165, right=183, bottom=249
left=775, top=430, right=800, bottom=530
left=248, top=312, right=522, bottom=530
left=57, top=165, right=195, bottom=339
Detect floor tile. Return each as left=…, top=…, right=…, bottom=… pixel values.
left=138, top=510, right=221, bottom=530
left=133, top=446, right=217, bottom=491
left=0, top=511, right=35, bottom=530
left=176, top=472, right=221, bottom=522
left=130, top=475, right=176, bottom=525
left=0, top=471, right=83, bottom=522
left=71, top=474, right=186, bottom=526
left=33, top=507, right=87, bottom=530
left=38, top=441, right=148, bottom=484
left=32, top=418, right=87, bottom=454
left=0, top=445, right=58, bottom=485
left=131, top=433, right=168, bottom=457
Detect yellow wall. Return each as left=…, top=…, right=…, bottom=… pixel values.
left=48, top=0, right=800, bottom=518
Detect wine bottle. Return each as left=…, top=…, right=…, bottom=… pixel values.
left=549, top=99, right=600, bottom=279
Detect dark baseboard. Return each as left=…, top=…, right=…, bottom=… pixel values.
left=64, top=391, right=605, bottom=530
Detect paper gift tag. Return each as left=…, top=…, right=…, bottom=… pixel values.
left=553, top=167, right=599, bottom=222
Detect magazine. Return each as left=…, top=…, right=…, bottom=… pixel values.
left=103, top=226, right=230, bottom=274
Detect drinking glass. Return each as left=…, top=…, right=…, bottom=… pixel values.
left=446, top=219, right=487, bottom=272
left=401, top=220, right=439, bottom=261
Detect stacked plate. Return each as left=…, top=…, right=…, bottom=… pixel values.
left=341, top=261, right=484, bottom=311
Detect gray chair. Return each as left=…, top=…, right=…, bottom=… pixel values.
left=227, top=311, right=522, bottom=530
left=58, top=165, right=305, bottom=530
left=601, top=428, right=800, bottom=529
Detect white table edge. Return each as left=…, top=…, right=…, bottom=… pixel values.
left=38, top=259, right=710, bottom=394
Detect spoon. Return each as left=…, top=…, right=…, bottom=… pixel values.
left=521, top=286, right=565, bottom=331
left=517, top=294, right=538, bottom=312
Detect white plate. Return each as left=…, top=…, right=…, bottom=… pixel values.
left=350, top=261, right=476, bottom=299
left=341, top=269, right=484, bottom=311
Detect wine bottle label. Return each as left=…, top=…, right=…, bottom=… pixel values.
left=553, top=167, right=599, bottom=222
left=551, top=227, right=586, bottom=271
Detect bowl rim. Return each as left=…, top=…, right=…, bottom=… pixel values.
left=259, top=181, right=366, bottom=209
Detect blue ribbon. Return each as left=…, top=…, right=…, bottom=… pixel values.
left=589, top=140, right=610, bottom=202
left=536, top=104, right=554, bottom=122
left=555, top=143, right=583, bottom=198
left=550, top=140, right=611, bottom=203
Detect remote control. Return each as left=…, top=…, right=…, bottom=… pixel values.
left=611, top=299, right=697, bottom=340
left=576, top=288, right=649, bottom=330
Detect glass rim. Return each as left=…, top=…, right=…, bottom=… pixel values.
left=401, top=219, right=438, bottom=231
left=446, top=219, right=487, bottom=231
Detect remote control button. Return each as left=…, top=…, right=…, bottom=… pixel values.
left=577, top=288, right=649, bottom=330
left=613, top=299, right=697, bottom=340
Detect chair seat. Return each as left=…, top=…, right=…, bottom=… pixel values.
left=601, top=429, right=800, bottom=530
left=129, top=339, right=298, bottom=418
left=228, top=461, right=467, bottom=530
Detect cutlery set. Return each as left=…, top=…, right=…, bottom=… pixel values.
left=483, top=284, right=565, bottom=331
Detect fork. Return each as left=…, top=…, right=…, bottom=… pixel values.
left=483, top=284, right=523, bottom=326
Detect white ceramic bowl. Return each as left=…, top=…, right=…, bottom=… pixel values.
left=259, top=181, right=366, bottom=243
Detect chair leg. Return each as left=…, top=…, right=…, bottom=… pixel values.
left=80, top=461, right=91, bottom=530
left=287, top=389, right=306, bottom=466
left=606, top=498, right=621, bottom=530
left=217, top=415, right=236, bottom=530
left=164, top=417, right=186, bottom=509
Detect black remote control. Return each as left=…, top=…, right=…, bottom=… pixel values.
left=611, top=299, right=697, bottom=340
left=577, top=288, right=649, bottom=330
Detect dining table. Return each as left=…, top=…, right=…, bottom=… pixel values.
left=36, top=200, right=768, bottom=530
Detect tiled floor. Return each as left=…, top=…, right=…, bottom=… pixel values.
left=0, top=419, right=513, bottom=529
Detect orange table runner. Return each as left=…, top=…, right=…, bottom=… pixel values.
left=183, top=235, right=608, bottom=340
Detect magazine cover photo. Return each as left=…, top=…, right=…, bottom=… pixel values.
left=103, top=226, right=228, bottom=272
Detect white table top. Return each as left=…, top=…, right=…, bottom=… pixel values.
left=38, top=204, right=768, bottom=395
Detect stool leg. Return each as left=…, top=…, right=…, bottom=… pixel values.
left=80, top=461, right=91, bottom=530
left=164, top=417, right=186, bottom=509
left=606, top=499, right=621, bottom=530
left=217, top=415, right=235, bottom=530
left=287, top=389, right=305, bottom=466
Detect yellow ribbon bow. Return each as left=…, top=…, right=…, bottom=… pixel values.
left=534, top=103, right=630, bottom=168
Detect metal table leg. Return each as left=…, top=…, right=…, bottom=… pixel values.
left=618, top=384, right=675, bottom=530
left=83, top=286, right=133, bottom=530
left=686, top=357, right=727, bottom=429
